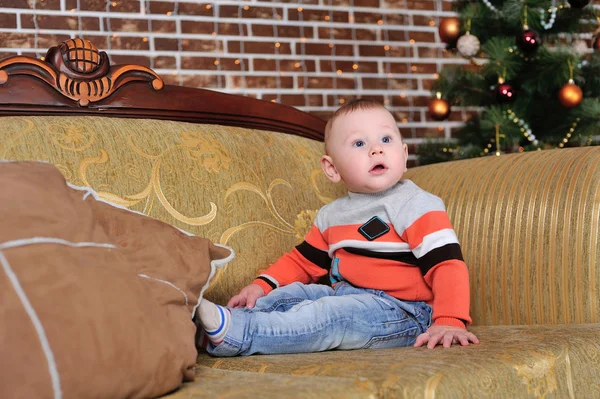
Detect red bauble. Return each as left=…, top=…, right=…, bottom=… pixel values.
left=517, top=29, right=542, bottom=54
left=594, top=36, right=600, bottom=52
left=428, top=98, right=451, bottom=121
left=496, top=82, right=515, bottom=103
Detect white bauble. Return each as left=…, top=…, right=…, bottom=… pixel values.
left=457, top=33, right=481, bottom=57
left=573, top=40, right=589, bottom=56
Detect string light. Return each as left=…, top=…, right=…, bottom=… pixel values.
left=506, top=109, right=537, bottom=144
left=558, top=119, right=580, bottom=148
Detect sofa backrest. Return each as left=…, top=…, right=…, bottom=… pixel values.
left=2, top=38, right=599, bottom=326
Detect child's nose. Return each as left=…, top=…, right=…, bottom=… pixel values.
left=370, top=147, right=384, bottom=156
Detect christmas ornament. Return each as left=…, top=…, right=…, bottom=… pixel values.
left=438, top=17, right=461, bottom=44
left=573, top=40, right=589, bottom=56
left=428, top=92, right=451, bottom=121
left=495, top=79, right=515, bottom=103
left=558, top=80, right=583, bottom=108
left=568, top=0, right=590, bottom=8
left=456, top=20, right=480, bottom=57
left=517, top=28, right=541, bottom=54
left=593, top=35, right=600, bottom=52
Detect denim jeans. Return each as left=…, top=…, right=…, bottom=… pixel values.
left=205, top=281, right=432, bottom=357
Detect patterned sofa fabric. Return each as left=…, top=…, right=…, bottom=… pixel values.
left=0, top=115, right=347, bottom=306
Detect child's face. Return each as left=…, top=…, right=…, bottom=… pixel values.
left=321, top=107, right=408, bottom=193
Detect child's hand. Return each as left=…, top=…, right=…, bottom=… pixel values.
left=227, top=284, right=265, bottom=308
left=413, top=325, right=479, bottom=349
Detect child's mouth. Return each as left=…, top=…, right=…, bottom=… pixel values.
left=370, top=164, right=387, bottom=174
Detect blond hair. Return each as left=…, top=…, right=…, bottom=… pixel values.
left=324, top=99, right=401, bottom=154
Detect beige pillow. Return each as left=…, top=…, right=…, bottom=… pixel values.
left=0, top=161, right=232, bottom=399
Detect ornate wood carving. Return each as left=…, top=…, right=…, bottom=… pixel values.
left=0, top=38, right=163, bottom=106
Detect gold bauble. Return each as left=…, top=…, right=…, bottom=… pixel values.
left=428, top=98, right=451, bottom=120
left=558, top=82, right=583, bottom=108
left=438, top=17, right=461, bottom=44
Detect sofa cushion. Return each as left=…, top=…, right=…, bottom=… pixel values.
left=195, top=323, right=600, bottom=398
left=0, top=161, right=233, bottom=399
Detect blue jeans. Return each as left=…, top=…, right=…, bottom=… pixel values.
left=205, top=282, right=432, bottom=357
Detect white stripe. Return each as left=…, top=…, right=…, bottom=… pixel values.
left=137, top=274, right=189, bottom=306
left=412, top=229, right=459, bottom=259
left=329, top=240, right=411, bottom=257
left=0, top=251, right=62, bottom=399
left=257, top=274, right=280, bottom=288
left=0, top=237, right=116, bottom=251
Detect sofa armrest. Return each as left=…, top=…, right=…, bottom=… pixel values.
left=404, top=147, right=600, bottom=326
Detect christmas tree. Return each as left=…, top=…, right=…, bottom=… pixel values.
left=418, top=0, right=600, bottom=165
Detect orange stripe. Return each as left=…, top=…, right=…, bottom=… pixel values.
left=322, top=224, right=404, bottom=245
left=400, top=211, right=453, bottom=247
left=304, top=225, right=329, bottom=251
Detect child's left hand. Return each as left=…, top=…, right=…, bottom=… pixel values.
left=413, top=325, right=479, bottom=349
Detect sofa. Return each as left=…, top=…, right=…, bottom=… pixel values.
left=1, top=39, right=598, bottom=399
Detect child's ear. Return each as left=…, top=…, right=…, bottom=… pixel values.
left=403, top=143, right=409, bottom=172
left=321, top=155, right=341, bottom=183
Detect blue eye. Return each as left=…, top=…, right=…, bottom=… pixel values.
left=382, top=136, right=391, bottom=143
left=353, top=140, right=365, bottom=148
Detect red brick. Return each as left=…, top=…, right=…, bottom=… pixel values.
left=297, top=43, right=353, bottom=56
left=110, top=55, right=151, bottom=68
left=177, top=3, right=215, bottom=16
left=85, top=35, right=149, bottom=51
left=412, top=96, right=432, bottom=107
left=154, top=38, right=179, bottom=52
left=221, top=5, right=283, bottom=19
left=332, top=0, right=379, bottom=6
left=301, top=77, right=355, bottom=90
left=153, top=56, right=176, bottom=69
left=0, top=32, right=70, bottom=50
left=252, top=24, right=313, bottom=39
left=318, top=27, right=376, bottom=41
left=228, top=41, right=292, bottom=55
left=417, top=47, right=448, bottom=58
left=355, top=12, right=405, bottom=25
left=273, top=0, right=318, bottom=3
left=288, top=9, right=348, bottom=23
left=362, top=78, right=417, bottom=90
left=240, top=76, right=294, bottom=89
left=359, top=44, right=412, bottom=57
left=320, top=60, right=378, bottom=74
left=280, top=94, right=323, bottom=107
left=253, top=59, right=316, bottom=73
left=181, top=56, right=244, bottom=71
left=181, top=21, right=247, bottom=36
left=413, top=15, right=436, bottom=27
left=161, top=74, right=222, bottom=89
left=390, top=95, right=410, bottom=107
left=181, top=39, right=220, bottom=52
left=0, top=13, right=17, bottom=29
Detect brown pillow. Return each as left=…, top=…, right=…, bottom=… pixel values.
left=0, top=161, right=232, bottom=399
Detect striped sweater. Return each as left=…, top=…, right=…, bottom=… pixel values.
left=252, top=180, right=471, bottom=328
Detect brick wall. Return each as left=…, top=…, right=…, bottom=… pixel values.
left=0, top=0, right=470, bottom=164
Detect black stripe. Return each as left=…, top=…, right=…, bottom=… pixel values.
left=256, top=276, right=277, bottom=290
left=343, top=247, right=419, bottom=265
left=296, top=241, right=332, bottom=271
left=418, top=243, right=464, bottom=275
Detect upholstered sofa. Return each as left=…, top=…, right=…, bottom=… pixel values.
left=1, top=39, right=599, bottom=398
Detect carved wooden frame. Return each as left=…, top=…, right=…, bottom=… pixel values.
left=0, top=38, right=325, bottom=141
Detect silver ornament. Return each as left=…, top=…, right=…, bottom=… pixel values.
left=457, top=33, right=481, bottom=57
